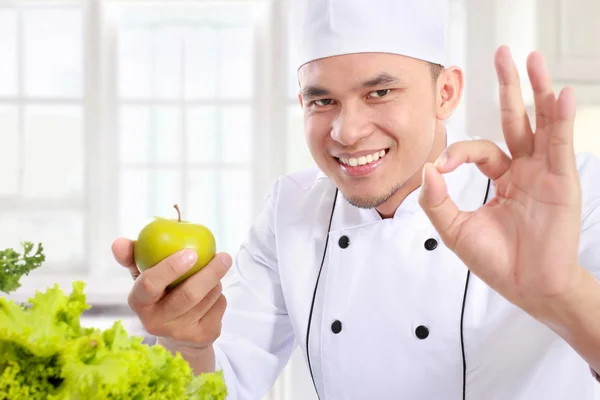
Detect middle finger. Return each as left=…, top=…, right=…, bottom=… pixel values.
left=495, top=45, right=534, bottom=158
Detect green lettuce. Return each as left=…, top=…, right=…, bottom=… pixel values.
left=0, top=245, right=227, bottom=400
left=0, top=242, right=45, bottom=294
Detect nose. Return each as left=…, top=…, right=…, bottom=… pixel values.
left=330, top=103, right=373, bottom=147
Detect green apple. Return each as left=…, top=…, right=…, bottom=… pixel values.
left=133, top=204, right=216, bottom=289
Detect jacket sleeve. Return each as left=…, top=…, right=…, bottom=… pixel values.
left=212, top=178, right=297, bottom=400
left=578, top=152, right=600, bottom=280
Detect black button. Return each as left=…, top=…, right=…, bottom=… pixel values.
left=424, top=238, right=438, bottom=251
left=331, top=320, right=342, bottom=334
left=338, top=235, right=350, bottom=249
left=415, top=325, right=429, bottom=339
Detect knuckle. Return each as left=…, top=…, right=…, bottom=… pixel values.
left=143, top=321, right=163, bottom=337
left=215, top=294, right=227, bottom=313
left=210, top=266, right=224, bottom=283
left=549, top=134, right=569, bottom=147
left=137, top=274, right=157, bottom=296
left=127, top=292, right=138, bottom=311
left=165, top=256, right=183, bottom=278
left=207, top=325, right=222, bottom=344
left=141, top=313, right=168, bottom=337
left=179, top=284, right=200, bottom=304
left=215, top=281, right=223, bottom=295
left=144, top=318, right=174, bottom=338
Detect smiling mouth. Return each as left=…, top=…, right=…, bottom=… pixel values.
left=336, top=149, right=388, bottom=167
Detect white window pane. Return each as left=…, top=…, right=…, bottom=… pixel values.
left=0, top=106, right=19, bottom=196
left=186, top=169, right=220, bottom=247
left=286, top=105, right=315, bottom=173
left=0, top=10, right=17, bottom=96
left=187, top=106, right=217, bottom=163
left=115, top=2, right=265, bottom=100
left=23, top=105, right=84, bottom=199
left=221, top=169, right=252, bottom=256
left=222, top=106, right=252, bottom=163
left=119, top=168, right=182, bottom=239
left=0, top=211, right=85, bottom=273
left=117, top=28, right=151, bottom=98
left=184, top=27, right=218, bottom=99
left=23, top=8, right=83, bottom=97
left=118, top=27, right=183, bottom=99
left=219, top=27, right=254, bottom=99
left=119, top=106, right=181, bottom=164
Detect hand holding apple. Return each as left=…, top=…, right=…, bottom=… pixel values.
left=133, top=204, right=216, bottom=289
left=111, top=207, right=233, bottom=373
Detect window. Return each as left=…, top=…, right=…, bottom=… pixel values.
left=113, top=3, right=263, bottom=256
left=0, top=0, right=275, bottom=303
left=0, top=3, right=85, bottom=275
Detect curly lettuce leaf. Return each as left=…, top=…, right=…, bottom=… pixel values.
left=0, top=281, right=90, bottom=358
left=0, top=280, right=228, bottom=399
left=186, top=370, right=229, bottom=400
left=0, top=242, right=45, bottom=294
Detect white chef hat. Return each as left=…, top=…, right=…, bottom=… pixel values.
left=289, top=0, right=449, bottom=71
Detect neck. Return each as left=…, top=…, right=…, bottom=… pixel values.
left=375, top=128, right=448, bottom=218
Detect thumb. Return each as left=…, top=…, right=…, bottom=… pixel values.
left=418, top=163, right=465, bottom=249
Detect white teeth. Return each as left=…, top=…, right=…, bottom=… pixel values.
left=339, top=150, right=386, bottom=166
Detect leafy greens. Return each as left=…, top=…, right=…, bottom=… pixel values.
left=0, top=242, right=227, bottom=400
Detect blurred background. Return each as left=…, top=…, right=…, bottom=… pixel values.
left=1, top=0, right=599, bottom=399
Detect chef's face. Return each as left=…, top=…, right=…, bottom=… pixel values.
left=297, top=53, right=463, bottom=217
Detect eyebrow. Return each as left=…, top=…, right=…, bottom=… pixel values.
left=361, top=72, right=403, bottom=87
left=301, top=72, right=403, bottom=100
left=301, top=85, right=330, bottom=99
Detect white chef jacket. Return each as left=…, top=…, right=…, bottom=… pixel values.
left=213, top=130, right=600, bottom=400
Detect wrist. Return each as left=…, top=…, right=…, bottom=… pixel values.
left=156, top=336, right=212, bottom=352
left=531, top=267, right=598, bottom=334
left=156, top=337, right=217, bottom=374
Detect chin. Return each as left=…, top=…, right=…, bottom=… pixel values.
left=340, top=188, right=397, bottom=209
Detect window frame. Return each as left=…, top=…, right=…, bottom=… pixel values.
left=4, top=0, right=289, bottom=305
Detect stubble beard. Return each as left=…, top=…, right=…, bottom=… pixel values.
left=341, top=178, right=407, bottom=209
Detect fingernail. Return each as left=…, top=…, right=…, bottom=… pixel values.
left=181, top=249, right=197, bottom=265
left=421, top=164, right=429, bottom=190
left=434, top=151, right=448, bottom=168
left=220, top=253, right=233, bottom=268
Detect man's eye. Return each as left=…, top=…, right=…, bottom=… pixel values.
left=314, top=99, right=333, bottom=106
left=370, top=89, right=391, bottom=98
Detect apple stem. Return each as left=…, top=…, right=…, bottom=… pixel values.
left=174, top=204, right=181, bottom=222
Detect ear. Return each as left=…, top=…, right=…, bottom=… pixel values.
left=298, top=92, right=304, bottom=108
left=436, top=66, right=464, bottom=120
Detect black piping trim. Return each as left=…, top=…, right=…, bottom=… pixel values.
left=460, top=178, right=491, bottom=400
left=306, top=187, right=339, bottom=399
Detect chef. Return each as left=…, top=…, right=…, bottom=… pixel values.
left=111, top=0, right=600, bottom=398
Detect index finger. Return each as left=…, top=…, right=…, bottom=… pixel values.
left=129, top=248, right=198, bottom=306
left=112, top=238, right=140, bottom=280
